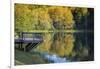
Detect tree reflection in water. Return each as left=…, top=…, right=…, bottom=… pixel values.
left=35, top=32, right=93, bottom=61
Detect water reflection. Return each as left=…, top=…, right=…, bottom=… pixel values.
left=50, top=32, right=75, bottom=57
left=35, top=32, right=94, bottom=62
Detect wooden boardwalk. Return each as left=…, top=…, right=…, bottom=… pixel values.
left=15, top=32, right=43, bottom=52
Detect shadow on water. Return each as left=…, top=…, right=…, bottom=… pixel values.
left=72, top=32, right=94, bottom=61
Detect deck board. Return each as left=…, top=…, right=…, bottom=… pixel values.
left=15, top=38, right=43, bottom=43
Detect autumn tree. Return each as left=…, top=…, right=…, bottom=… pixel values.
left=48, top=7, right=74, bottom=30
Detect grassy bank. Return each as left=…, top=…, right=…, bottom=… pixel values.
left=15, top=49, right=47, bottom=65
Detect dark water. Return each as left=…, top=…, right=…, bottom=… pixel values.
left=34, top=31, right=94, bottom=63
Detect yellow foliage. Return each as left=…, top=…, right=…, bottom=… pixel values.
left=15, top=4, right=90, bottom=58
left=48, top=7, right=74, bottom=29
left=64, top=34, right=75, bottom=56
left=36, top=33, right=52, bottom=52
left=81, top=8, right=88, bottom=16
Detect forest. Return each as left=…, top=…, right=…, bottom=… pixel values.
left=15, top=3, right=94, bottom=65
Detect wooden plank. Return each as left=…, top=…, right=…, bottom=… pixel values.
left=15, top=38, right=43, bottom=43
